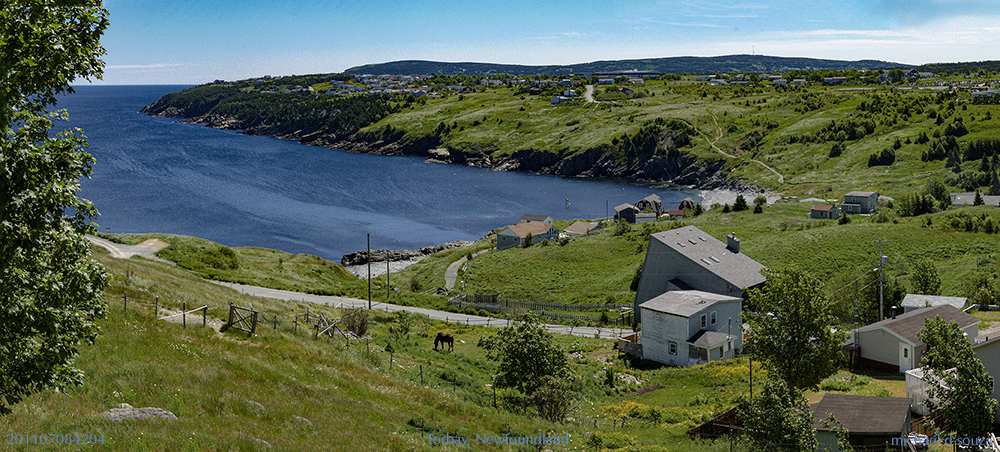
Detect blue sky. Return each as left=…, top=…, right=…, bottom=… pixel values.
left=98, top=0, right=1000, bottom=84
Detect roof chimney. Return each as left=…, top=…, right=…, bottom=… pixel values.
left=727, top=234, right=740, bottom=253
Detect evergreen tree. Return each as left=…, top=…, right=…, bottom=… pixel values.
left=732, top=195, right=749, bottom=211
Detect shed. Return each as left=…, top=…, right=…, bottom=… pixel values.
left=810, top=394, right=912, bottom=452
left=614, top=203, right=638, bottom=224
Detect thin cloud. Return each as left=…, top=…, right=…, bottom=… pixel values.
left=106, top=63, right=185, bottom=70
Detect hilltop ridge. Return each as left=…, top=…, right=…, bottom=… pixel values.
left=344, top=54, right=909, bottom=76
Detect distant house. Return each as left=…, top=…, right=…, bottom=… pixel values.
left=495, top=221, right=559, bottom=251
left=791, top=78, right=807, bottom=86
left=667, top=209, right=684, bottom=220
left=564, top=221, right=600, bottom=237
left=598, top=77, right=615, bottom=85
left=841, top=191, right=879, bottom=214
left=822, top=76, right=847, bottom=85
left=677, top=197, right=696, bottom=210
left=854, top=304, right=979, bottom=373
left=638, top=290, right=742, bottom=366
left=810, top=394, right=912, bottom=452
left=899, top=293, right=967, bottom=313
left=950, top=192, right=1000, bottom=206
left=635, top=194, right=665, bottom=216
left=633, top=226, right=767, bottom=323
left=635, top=213, right=657, bottom=224
left=809, top=204, right=840, bottom=220
left=614, top=203, right=639, bottom=224
left=519, top=214, right=554, bottom=224
left=628, top=77, right=644, bottom=84
left=619, top=87, right=634, bottom=96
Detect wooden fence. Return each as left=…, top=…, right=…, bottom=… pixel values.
left=448, top=294, right=633, bottom=325
left=226, top=303, right=258, bottom=337
left=118, top=294, right=207, bottom=328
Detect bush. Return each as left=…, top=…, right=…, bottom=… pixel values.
left=838, top=214, right=850, bottom=225
left=343, top=308, right=370, bottom=337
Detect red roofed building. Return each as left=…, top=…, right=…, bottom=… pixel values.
left=809, top=204, right=840, bottom=220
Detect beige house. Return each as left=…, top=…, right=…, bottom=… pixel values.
left=563, top=221, right=600, bottom=237
left=495, top=221, right=559, bottom=251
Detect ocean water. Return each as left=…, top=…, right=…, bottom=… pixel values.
left=58, top=85, right=701, bottom=261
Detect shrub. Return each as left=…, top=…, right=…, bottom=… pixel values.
left=732, top=195, right=749, bottom=211
left=343, top=308, right=370, bottom=337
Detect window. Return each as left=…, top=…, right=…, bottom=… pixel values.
left=700, top=315, right=707, bottom=328
left=669, top=342, right=677, bottom=355
left=711, top=311, right=717, bottom=325
left=903, top=348, right=909, bottom=358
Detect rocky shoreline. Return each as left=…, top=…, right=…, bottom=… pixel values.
left=143, top=107, right=759, bottom=194
left=341, top=241, right=472, bottom=267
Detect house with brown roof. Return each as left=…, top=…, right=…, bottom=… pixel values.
left=809, top=204, right=840, bottom=220
left=810, top=394, right=912, bottom=452
left=563, top=221, right=600, bottom=237
left=633, top=226, right=766, bottom=323
left=854, top=304, right=979, bottom=373
left=495, top=221, right=559, bottom=251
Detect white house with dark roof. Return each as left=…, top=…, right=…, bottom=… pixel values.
left=854, top=304, right=979, bottom=373
left=633, top=226, right=766, bottom=323
left=899, top=293, right=968, bottom=313
left=639, top=290, right=742, bottom=366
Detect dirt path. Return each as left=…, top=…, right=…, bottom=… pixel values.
left=702, top=111, right=785, bottom=183
left=444, top=249, right=491, bottom=291
left=584, top=84, right=595, bottom=103
left=87, top=235, right=175, bottom=265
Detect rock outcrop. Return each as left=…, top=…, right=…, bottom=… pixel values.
left=341, top=241, right=472, bottom=267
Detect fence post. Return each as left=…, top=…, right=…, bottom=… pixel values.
left=250, top=311, right=257, bottom=337
left=273, top=315, right=277, bottom=331
left=123, top=293, right=127, bottom=312
left=314, top=323, right=319, bottom=340
left=183, top=301, right=186, bottom=328
left=203, top=306, right=207, bottom=327
left=420, top=364, right=424, bottom=385
left=155, top=297, right=158, bottom=317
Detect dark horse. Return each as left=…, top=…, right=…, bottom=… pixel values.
left=434, top=332, right=454, bottom=351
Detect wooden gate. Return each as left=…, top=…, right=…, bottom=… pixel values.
left=227, top=303, right=258, bottom=337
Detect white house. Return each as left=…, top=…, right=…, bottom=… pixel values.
left=639, top=290, right=742, bottom=366
left=633, top=226, right=766, bottom=323
left=899, top=294, right=968, bottom=313
left=854, top=304, right=979, bottom=373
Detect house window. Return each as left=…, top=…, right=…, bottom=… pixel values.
left=700, top=315, right=707, bottom=328
left=711, top=311, right=717, bottom=325
left=903, top=348, right=909, bottom=358
left=669, top=342, right=677, bottom=355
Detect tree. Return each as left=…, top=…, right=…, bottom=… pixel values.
left=743, top=268, right=847, bottom=393
left=739, top=374, right=818, bottom=452
left=732, top=194, right=749, bottom=211
left=1, top=2, right=110, bottom=414
left=521, top=232, right=533, bottom=248
left=910, top=259, right=942, bottom=296
left=918, top=316, right=997, bottom=438
left=974, top=191, right=985, bottom=206
left=479, top=314, right=569, bottom=396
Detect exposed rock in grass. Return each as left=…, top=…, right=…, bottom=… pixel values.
left=95, top=403, right=178, bottom=422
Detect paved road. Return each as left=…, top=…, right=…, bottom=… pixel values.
left=212, top=280, right=632, bottom=339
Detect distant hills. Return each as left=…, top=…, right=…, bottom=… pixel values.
left=344, top=55, right=911, bottom=76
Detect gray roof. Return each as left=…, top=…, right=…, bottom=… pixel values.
left=520, top=214, right=552, bottom=222
left=858, top=304, right=979, bottom=345
left=639, top=290, right=741, bottom=318
left=687, top=329, right=733, bottom=349
left=615, top=203, right=637, bottom=212
left=900, top=294, right=967, bottom=310
left=950, top=192, right=1000, bottom=206
left=640, top=194, right=663, bottom=204
left=809, top=394, right=911, bottom=434
left=649, top=226, right=767, bottom=290
left=844, top=191, right=878, bottom=197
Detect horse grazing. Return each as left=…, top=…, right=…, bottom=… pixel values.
left=434, top=332, right=454, bottom=351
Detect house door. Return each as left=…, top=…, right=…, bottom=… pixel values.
left=899, top=343, right=912, bottom=373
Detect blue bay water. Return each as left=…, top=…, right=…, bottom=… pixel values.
left=59, top=85, right=700, bottom=261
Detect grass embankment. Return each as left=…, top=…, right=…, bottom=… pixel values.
left=364, top=77, right=1000, bottom=197
left=2, top=248, right=937, bottom=451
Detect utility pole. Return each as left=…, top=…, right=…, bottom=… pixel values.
left=367, top=233, right=371, bottom=310
left=878, top=238, right=885, bottom=321
left=565, top=194, right=569, bottom=224
left=386, top=258, right=390, bottom=299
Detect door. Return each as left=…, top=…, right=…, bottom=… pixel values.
left=899, top=343, right=912, bottom=373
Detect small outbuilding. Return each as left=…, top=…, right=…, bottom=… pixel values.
left=809, top=204, right=840, bottom=220
left=614, top=203, right=639, bottom=224
left=810, top=394, right=912, bottom=452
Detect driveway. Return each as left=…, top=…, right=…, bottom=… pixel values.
left=87, top=235, right=174, bottom=265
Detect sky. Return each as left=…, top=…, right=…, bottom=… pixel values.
left=96, top=0, right=1000, bottom=85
